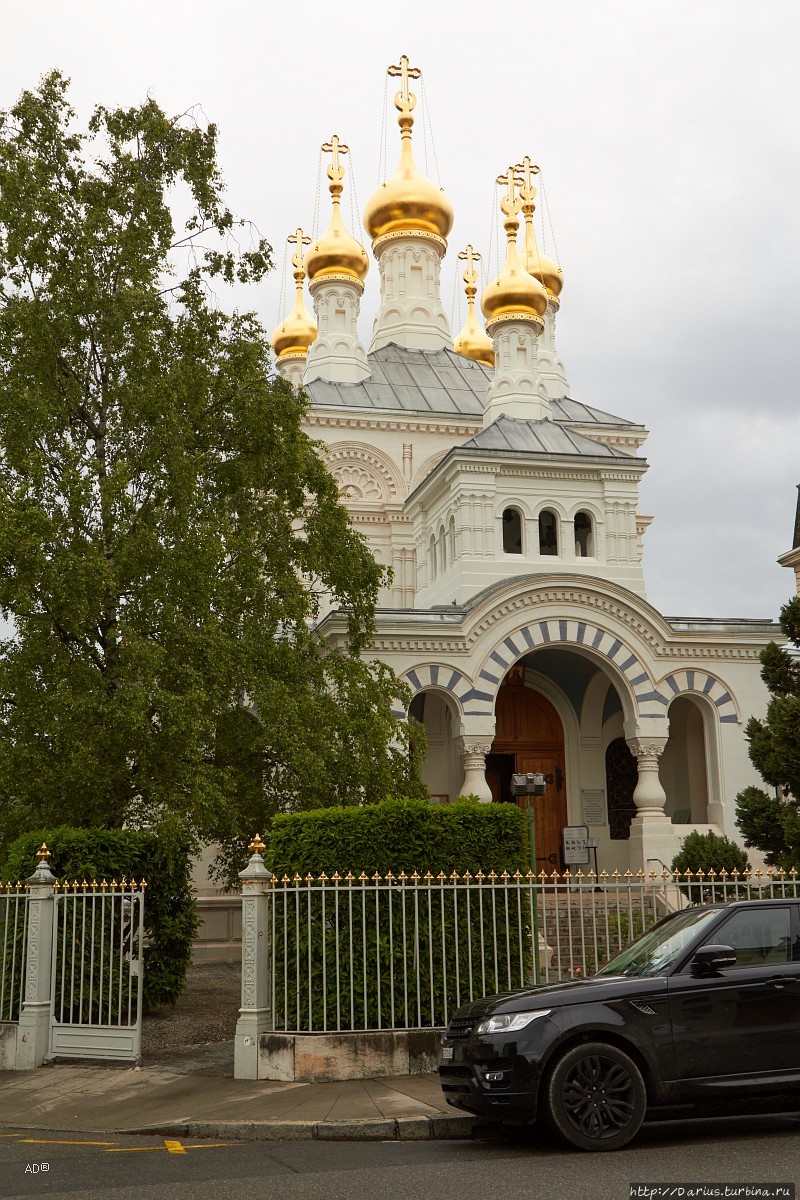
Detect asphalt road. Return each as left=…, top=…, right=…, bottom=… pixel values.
left=1, top=1111, right=799, bottom=1200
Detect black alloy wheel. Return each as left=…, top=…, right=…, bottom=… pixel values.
left=545, top=1041, right=646, bottom=1152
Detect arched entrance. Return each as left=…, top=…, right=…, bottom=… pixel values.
left=486, top=680, right=568, bottom=869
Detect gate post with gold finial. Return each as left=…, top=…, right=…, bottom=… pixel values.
left=16, top=843, right=57, bottom=1069
left=234, top=834, right=273, bottom=1080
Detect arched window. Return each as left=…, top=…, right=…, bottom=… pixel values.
left=538, top=509, right=558, bottom=555
left=574, top=511, right=594, bottom=557
left=429, top=534, right=437, bottom=581
left=502, top=507, right=523, bottom=554
left=437, top=525, right=446, bottom=573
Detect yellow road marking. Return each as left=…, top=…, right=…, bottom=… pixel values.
left=17, top=1138, right=118, bottom=1146
left=105, top=1146, right=164, bottom=1153
left=105, top=1142, right=236, bottom=1154
left=164, top=1139, right=187, bottom=1154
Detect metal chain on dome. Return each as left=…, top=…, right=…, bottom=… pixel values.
left=276, top=236, right=288, bottom=329
left=420, top=75, right=443, bottom=188
left=347, top=147, right=362, bottom=241
left=377, top=72, right=389, bottom=184
left=449, top=257, right=459, bottom=336
left=486, top=179, right=499, bottom=279
left=539, top=168, right=562, bottom=268
left=310, top=145, right=324, bottom=243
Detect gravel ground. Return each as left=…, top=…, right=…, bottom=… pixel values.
left=142, top=961, right=241, bottom=1061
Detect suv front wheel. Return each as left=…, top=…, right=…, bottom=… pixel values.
left=544, top=1041, right=647, bottom=1151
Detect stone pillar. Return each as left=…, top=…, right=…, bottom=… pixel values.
left=16, top=846, right=57, bottom=1070
left=626, top=737, right=676, bottom=872
left=304, top=277, right=369, bottom=384
left=457, top=737, right=494, bottom=804
left=275, top=353, right=307, bottom=390
left=369, top=233, right=451, bottom=352
left=484, top=317, right=549, bottom=425
left=234, top=835, right=273, bottom=1081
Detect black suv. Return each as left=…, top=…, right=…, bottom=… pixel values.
left=439, top=898, right=800, bottom=1151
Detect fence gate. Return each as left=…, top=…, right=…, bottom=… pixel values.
left=49, top=881, right=145, bottom=1062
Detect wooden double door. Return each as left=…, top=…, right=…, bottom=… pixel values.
left=485, top=685, right=567, bottom=870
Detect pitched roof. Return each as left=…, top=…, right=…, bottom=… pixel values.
left=458, top=414, right=638, bottom=460
left=304, top=343, right=638, bottom=428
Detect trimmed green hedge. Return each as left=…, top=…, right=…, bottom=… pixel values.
left=264, top=798, right=530, bottom=1030
left=266, top=796, right=528, bottom=877
left=2, top=826, right=198, bottom=1011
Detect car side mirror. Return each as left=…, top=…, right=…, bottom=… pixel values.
left=691, top=944, right=737, bottom=976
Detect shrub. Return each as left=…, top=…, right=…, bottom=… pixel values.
left=263, top=797, right=529, bottom=1030
left=670, top=830, right=750, bottom=878
left=1, top=825, right=198, bottom=1011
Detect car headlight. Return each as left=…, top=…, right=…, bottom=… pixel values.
left=475, top=1009, right=551, bottom=1035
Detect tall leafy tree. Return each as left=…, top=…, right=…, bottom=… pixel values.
left=0, top=72, right=424, bottom=878
left=736, top=596, right=800, bottom=869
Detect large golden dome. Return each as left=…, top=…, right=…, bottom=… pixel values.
left=453, top=245, right=494, bottom=367
left=271, top=230, right=317, bottom=358
left=305, top=136, right=369, bottom=284
left=482, top=171, right=547, bottom=324
left=363, top=57, right=453, bottom=243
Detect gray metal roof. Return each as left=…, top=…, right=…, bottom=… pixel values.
left=458, top=414, right=637, bottom=459
left=304, top=343, right=636, bottom=427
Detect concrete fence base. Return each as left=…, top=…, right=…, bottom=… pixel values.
left=256, top=1029, right=442, bottom=1082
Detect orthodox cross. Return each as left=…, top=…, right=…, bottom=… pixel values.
left=322, top=135, right=348, bottom=186
left=458, top=245, right=482, bottom=289
left=389, top=55, right=421, bottom=115
left=515, top=155, right=540, bottom=209
left=496, top=166, right=523, bottom=219
left=289, top=227, right=311, bottom=276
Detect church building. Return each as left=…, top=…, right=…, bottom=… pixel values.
left=270, top=57, right=788, bottom=876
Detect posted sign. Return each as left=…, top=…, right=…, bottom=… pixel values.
left=563, top=825, right=590, bottom=865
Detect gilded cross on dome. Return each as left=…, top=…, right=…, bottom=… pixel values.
left=458, top=245, right=482, bottom=289
left=515, top=155, right=540, bottom=210
left=496, top=166, right=523, bottom=220
left=322, top=135, right=348, bottom=187
left=388, top=55, right=421, bottom=117
left=289, top=227, right=311, bottom=275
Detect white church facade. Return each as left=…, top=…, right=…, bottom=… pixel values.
left=270, top=58, right=786, bottom=877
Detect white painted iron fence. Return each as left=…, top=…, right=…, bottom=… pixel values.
left=265, top=867, right=800, bottom=1035
left=0, top=884, right=28, bottom=1022
left=50, top=881, right=145, bottom=1062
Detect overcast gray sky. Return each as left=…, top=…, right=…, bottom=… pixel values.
left=4, top=0, right=799, bottom=623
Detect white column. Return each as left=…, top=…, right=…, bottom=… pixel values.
left=537, top=299, right=571, bottom=400
left=370, top=233, right=451, bottom=352
left=626, top=737, right=677, bottom=872
left=457, top=736, right=494, bottom=804
left=16, top=851, right=57, bottom=1070
left=275, top=354, right=306, bottom=390
left=234, top=838, right=273, bottom=1081
left=484, top=318, right=550, bottom=425
left=304, top=277, right=369, bottom=384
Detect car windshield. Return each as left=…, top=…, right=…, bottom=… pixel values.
left=595, top=907, right=721, bottom=978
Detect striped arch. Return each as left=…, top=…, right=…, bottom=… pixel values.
left=474, top=618, right=665, bottom=722
left=657, top=669, right=740, bottom=724
left=392, top=665, right=487, bottom=721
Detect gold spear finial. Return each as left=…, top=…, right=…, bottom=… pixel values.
left=36, top=842, right=51, bottom=861
left=388, top=54, right=422, bottom=120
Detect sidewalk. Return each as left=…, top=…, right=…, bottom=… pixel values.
left=0, top=1043, right=476, bottom=1143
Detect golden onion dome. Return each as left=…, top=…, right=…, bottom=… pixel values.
left=453, top=245, right=494, bottom=367
left=363, top=57, right=454, bottom=243
left=481, top=169, right=547, bottom=324
left=305, top=135, right=369, bottom=284
left=271, top=229, right=317, bottom=358
left=522, top=224, right=563, bottom=299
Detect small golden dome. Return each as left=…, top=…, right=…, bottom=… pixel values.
left=363, top=57, right=454, bottom=243
left=305, top=135, right=369, bottom=284
left=522, top=224, right=563, bottom=299
left=271, top=229, right=317, bottom=358
left=453, top=245, right=494, bottom=367
left=481, top=169, right=547, bottom=325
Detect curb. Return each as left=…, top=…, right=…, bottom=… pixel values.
left=129, top=1114, right=477, bottom=1142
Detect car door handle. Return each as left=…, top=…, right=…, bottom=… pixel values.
left=766, top=977, right=787, bottom=989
